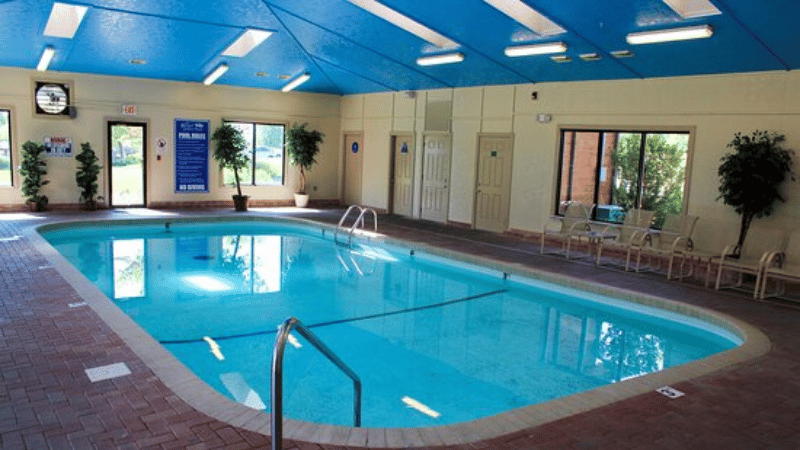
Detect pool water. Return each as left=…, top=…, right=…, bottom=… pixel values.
left=43, top=220, right=739, bottom=428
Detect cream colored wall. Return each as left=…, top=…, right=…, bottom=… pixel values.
left=0, top=67, right=341, bottom=207
left=342, top=70, right=800, bottom=247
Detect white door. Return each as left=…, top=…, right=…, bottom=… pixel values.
left=392, top=134, right=414, bottom=217
left=421, top=134, right=451, bottom=223
left=474, top=134, right=513, bottom=233
left=343, top=133, right=363, bottom=206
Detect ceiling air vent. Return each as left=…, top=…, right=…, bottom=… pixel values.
left=579, top=53, right=602, bottom=61
left=610, top=50, right=634, bottom=58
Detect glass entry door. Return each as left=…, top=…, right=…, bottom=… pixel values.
left=108, top=122, right=146, bottom=207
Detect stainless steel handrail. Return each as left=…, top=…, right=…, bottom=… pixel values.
left=271, top=317, right=362, bottom=450
left=334, top=205, right=363, bottom=244
left=347, top=207, right=378, bottom=246
left=334, top=205, right=378, bottom=246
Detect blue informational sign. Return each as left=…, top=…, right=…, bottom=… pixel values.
left=351, top=141, right=359, bottom=154
left=174, top=119, right=210, bottom=193
left=401, top=142, right=408, bottom=154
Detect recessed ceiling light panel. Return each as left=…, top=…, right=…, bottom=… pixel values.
left=222, top=29, right=273, bottom=57
left=661, top=0, right=721, bottom=18
left=416, top=52, right=465, bottom=66
left=505, top=42, right=567, bottom=57
left=43, top=2, right=89, bottom=39
left=627, top=24, right=713, bottom=44
left=483, top=0, right=565, bottom=36
left=346, top=0, right=458, bottom=49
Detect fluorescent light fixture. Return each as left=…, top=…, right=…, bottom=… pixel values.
left=661, top=0, right=721, bottom=18
left=222, top=29, right=273, bottom=57
left=579, top=52, right=601, bottom=61
left=505, top=41, right=567, bottom=57
left=281, top=73, right=310, bottom=92
left=484, top=0, right=565, bottom=36
left=43, top=2, right=89, bottom=39
left=346, top=0, right=458, bottom=49
left=37, top=46, right=55, bottom=72
left=203, top=63, right=229, bottom=85
left=416, top=52, right=465, bottom=66
left=550, top=55, right=572, bottom=63
left=627, top=24, right=713, bottom=45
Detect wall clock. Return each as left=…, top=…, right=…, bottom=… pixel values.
left=34, top=81, right=71, bottom=116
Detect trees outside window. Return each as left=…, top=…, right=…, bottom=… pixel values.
left=557, top=129, right=689, bottom=228
left=224, top=121, right=285, bottom=186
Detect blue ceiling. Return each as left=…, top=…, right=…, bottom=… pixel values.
left=1, top=0, right=795, bottom=95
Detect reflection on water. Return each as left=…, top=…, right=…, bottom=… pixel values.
left=47, top=228, right=736, bottom=427
left=113, top=239, right=144, bottom=299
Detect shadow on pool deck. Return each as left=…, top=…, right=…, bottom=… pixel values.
left=1, top=207, right=800, bottom=449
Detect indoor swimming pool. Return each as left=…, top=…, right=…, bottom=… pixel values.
left=40, top=218, right=741, bottom=429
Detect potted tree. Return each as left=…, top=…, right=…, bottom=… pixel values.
left=718, top=130, right=795, bottom=257
left=286, top=123, right=324, bottom=207
left=19, top=140, right=49, bottom=211
left=211, top=124, right=250, bottom=212
left=75, top=142, right=103, bottom=210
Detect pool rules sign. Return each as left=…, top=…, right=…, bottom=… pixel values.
left=174, top=119, right=209, bottom=193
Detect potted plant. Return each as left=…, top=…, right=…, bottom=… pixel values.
left=211, top=124, right=250, bottom=212
left=718, top=130, right=795, bottom=257
left=19, top=140, right=49, bottom=211
left=286, top=123, right=324, bottom=207
left=75, top=142, right=103, bottom=210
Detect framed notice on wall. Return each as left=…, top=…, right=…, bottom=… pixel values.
left=44, top=136, right=73, bottom=157
left=174, top=119, right=209, bottom=193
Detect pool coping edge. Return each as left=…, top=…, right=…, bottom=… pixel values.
left=28, top=214, right=772, bottom=448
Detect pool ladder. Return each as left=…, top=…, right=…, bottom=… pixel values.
left=271, top=317, right=361, bottom=450
left=334, top=205, right=378, bottom=247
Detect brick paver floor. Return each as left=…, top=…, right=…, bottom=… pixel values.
left=2, top=208, right=800, bottom=449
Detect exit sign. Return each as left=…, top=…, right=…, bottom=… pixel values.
left=122, top=104, right=137, bottom=115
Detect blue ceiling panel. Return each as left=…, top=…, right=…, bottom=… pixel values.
left=0, top=0, right=796, bottom=94
left=271, top=8, right=449, bottom=92
left=91, top=0, right=277, bottom=29
left=312, top=57, right=394, bottom=94
left=64, top=9, right=237, bottom=82
left=715, top=0, right=800, bottom=68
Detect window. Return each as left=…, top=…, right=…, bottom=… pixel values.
left=0, top=110, right=11, bottom=186
left=224, top=121, right=285, bottom=186
left=557, top=129, right=690, bottom=228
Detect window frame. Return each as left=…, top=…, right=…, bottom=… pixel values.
left=222, top=119, right=287, bottom=187
left=554, top=125, right=695, bottom=222
left=0, top=108, right=13, bottom=187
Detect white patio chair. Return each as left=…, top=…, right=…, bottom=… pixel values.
left=759, top=230, right=800, bottom=300
left=595, top=208, right=655, bottom=269
left=636, top=214, right=699, bottom=278
left=715, top=228, right=786, bottom=298
left=539, top=201, right=593, bottom=258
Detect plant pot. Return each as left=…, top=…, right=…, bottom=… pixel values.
left=232, top=195, right=249, bottom=212
left=294, top=193, right=309, bottom=208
